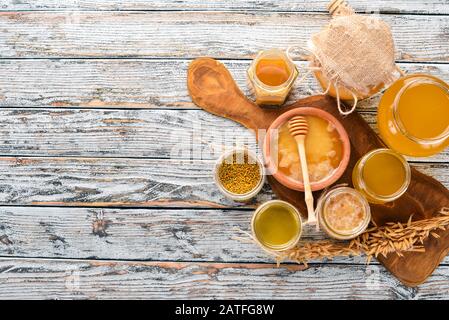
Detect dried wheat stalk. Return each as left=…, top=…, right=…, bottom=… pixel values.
left=275, top=208, right=449, bottom=266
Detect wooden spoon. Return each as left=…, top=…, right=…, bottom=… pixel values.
left=288, top=116, right=316, bottom=224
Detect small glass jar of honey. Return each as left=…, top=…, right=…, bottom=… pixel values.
left=352, top=148, right=411, bottom=204
left=251, top=200, right=302, bottom=252
left=247, top=49, right=299, bottom=106
left=377, top=74, right=449, bottom=157
left=317, top=187, right=371, bottom=240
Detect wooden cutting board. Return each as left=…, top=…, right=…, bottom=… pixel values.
left=187, top=57, right=449, bottom=287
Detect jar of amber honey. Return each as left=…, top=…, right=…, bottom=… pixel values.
left=352, top=148, right=411, bottom=204
left=378, top=74, right=449, bottom=157
left=247, top=49, right=299, bottom=106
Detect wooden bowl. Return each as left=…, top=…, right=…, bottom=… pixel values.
left=263, top=107, right=351, bottom=191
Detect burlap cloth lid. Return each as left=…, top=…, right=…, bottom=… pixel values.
left=309, top=0, right=399, bottom=107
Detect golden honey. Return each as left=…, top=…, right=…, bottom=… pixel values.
left=275, top=115, right=344, bottom=183
left=251, top=200, right=302, bottom=251
left=255, top=58, right=291, bottom=86
left=378, top=75, right=449, bottom=157
left=352, top=149, right=411, bottom=204
left=247, top=49, right=298, bottom=106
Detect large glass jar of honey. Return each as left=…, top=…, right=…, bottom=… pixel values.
left=377, top=74, right=449, bottom=157
left=247, top=49, right=298, bottom=106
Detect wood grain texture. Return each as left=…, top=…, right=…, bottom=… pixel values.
left=1, top=257, right=449, bottom=299
left=1, top=59, right=447, bottom=111
left=187, top=59, right=449, bottom=286
left=0, top=156, right=445, bottom=208
left=0, top=12, right=447, bottom=61
left=0, top=108, right=447, bottom=162
left=0, top=206, right=365, bottom=263
left=3, top=205, right=449, bottom=266
left=2, top=0, right=448, bottom=14
left=0, top=156, right=256, bottom=208
left=0, top=0, right=448, bottom=299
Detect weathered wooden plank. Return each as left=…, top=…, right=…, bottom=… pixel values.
left=0, top=12, right=447, bottom=61
left=1, top=257, right=448, bottom=299
left=0, top=156, right=446, bottom=208
left=0, top=108, right=447, bottom=162
left=0, top=156, right=253, bottom=208
left=3, top=205, right=449, bottom=266
left=2, top=0, right=448, bottom=15
left=0, top=59, right=448, bottom=111
left=0, top=108, right=257, bottom=159
left=0, top=206, right=367, bottom=263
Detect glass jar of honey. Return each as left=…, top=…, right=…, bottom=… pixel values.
left=377, top=74, right=449, bottom=157
left=251, top=200, right=302, bottom=252
left=247, top=49, right=299, bottom=106
left=317, top=187, right=371, bottom=240
left=352, top=148, right=411, bottom=204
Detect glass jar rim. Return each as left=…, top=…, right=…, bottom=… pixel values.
left=317, top=186, right=371, bottom=238
left=251, top=200, right=303, bottom=252
left=213, top=147, right=265, bottom=201
left=392, top=77, right=449, bottom=144
left=248, top=48, right=299, bottom=92
left=355, top=148, right=411, bottom=203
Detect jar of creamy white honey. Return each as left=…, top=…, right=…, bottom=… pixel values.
left=317, top=187, right=371, bottom=240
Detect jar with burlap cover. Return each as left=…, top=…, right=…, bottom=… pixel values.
left=309, top=0, right=402, bottom=114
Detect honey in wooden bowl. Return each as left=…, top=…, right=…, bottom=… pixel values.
left=277, top=115, right=344, bottom=183
left=263, top=107, right=351, bottom=191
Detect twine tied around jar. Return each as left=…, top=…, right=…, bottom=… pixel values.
left=288, top=0, right=405, bottom=115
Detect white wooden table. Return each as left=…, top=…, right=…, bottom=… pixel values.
left=0, top=0, right=448, bottom=300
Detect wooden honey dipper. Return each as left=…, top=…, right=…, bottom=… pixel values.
left=288, top=116, right=316, bottom=224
